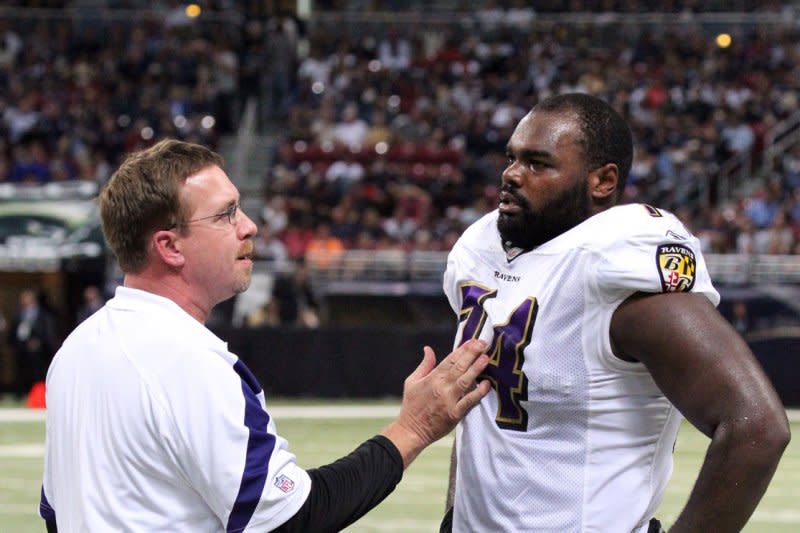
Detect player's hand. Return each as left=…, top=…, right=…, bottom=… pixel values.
left=382, top=339, right=491, bottom=467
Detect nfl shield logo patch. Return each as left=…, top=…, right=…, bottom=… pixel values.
left=656, top=244, right=696, bottom=293
left=274, top=474, right=295, bottom=493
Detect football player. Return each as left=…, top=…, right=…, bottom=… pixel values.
left=441, top=93, right=789, bottom=532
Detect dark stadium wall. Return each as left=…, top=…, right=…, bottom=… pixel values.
left=747, top=337, right=800, bottom=406
left=214, top=325, right=800, bottom=406
left=215, top=325, right=455, bottom=398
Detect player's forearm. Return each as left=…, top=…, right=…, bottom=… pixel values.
left=668, top=417, right=789, bottom=532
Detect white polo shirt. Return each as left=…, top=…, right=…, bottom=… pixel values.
left=40, top=287, right=310, bottom=532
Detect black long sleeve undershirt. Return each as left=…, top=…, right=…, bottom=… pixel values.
left=272, top=435, right=404, bottom=533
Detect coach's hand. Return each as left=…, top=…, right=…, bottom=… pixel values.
left=381, top=339, right=491, bottom=468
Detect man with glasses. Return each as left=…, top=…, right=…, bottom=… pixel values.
left=40, top=139, right=491, bottom=532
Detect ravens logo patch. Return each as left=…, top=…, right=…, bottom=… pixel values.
left=656, top=244, right=696, bottom=292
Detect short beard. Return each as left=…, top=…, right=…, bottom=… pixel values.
left=233, top=268, right=253, bottom=295
left=497, top=181, right=591, bottom=250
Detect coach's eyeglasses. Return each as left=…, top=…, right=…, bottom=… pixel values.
left=171, top=203, right=241, bottom=228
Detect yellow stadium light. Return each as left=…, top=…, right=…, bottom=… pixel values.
left=186, top=4, right=202, bottom=18
left=716, top=33, right=732, bottom=49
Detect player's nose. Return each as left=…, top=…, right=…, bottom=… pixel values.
left=501, top=161, right=523, bottom=187
left=238, top=208, right=258, bottom=239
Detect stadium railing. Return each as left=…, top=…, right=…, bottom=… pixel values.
left=299, top=251, right=800, bottom=292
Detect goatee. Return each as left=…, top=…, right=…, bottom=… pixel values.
left=497, top=181, right=590, bottom=250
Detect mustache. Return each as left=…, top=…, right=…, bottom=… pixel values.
left=238, top=241, right=254, bottom=258
left=500, top=183, right=529, bottom=207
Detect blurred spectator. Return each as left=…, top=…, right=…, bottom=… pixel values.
left=744, top=181, right=783, bottom=229
left=326, top=148, right=365, bottom=192
left=271, top=260, right=320, bottom=328
left=780, top=144, right=800, bottom=190
left=377, top=27, right=412, bottom=71
left=363, top=109, right=393, bottom=148
left=754, top=210, right=795, bottom=254
left=720, top=112, right=756, bottom=158
left=695, top=207, right=735, bottom=253
left=735, top=216, right=758, bottom=255
left=211, top=34, right=240, bottom=134
left=305, top=222, right=345, bottom=268
left=333, top=102, right=368, bottom=148
left=281, top=211, right=315, bottom=260
left=260, top=192, right=288, bottom=230
left=246, top=299, right=282, bottom=328
left=731, top=301, right=752, bottom=335
left=0, top=19, right=23, bottom=69
left=10, top=289, right=58, bottom=399
left=76, top=285, right=105, bottom=325
left=298, top=38, right=332, bottom=86
left=254, top=219, right=290, bottom=270
left=310, top=98, right=338, bottom=145
left=239, top=21, right=268, bottom=121
left=3, top=94, right=39, bottom=144
left=9, top=137, right=50, bottom=183
left=264, top=13, right=298, bottom=119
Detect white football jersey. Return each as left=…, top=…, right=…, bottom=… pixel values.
left=443, top=204, right=719, bottom=533
left=40, top=287, right=311, bottom=532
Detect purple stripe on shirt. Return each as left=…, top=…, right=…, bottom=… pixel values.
left=234, top=358, right=263, bottom=395
left=226, top=360, right=276, bottom=532
left=39, top=485, right=56, bottom=522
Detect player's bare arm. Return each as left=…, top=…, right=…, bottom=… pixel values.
left=611, top=291, right=790, bottom=532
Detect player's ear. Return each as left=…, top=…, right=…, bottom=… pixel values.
left=152, top=229, right=186, bottom=268
left=589, top=163, right=619, bottom=204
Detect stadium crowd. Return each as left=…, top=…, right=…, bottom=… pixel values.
left=2, top=1, right=800, bottom=336
left=261, top=3, right=800, bottom=261
left=0, top=5, right=235, bottom=186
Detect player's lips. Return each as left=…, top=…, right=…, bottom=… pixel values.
left=498, top=191, right=521, bottom=213
left=237, top=243, right=254, bottom=261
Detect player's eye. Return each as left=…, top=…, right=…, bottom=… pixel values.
left=223, top=203, right=240, bottom=224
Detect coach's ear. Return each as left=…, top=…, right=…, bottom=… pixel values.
left=152, top=229, right=186, bottom=268
left=589, top=162, right=619, bottom=207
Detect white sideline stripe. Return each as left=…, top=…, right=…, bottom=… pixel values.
left=751, top=509, right=800, bottom=523
left=0, top=503, right=38, bottom=514
left=0, top=404, right=402, bottom=423
left=0, top=444, right=44, bottom=458
left=0, top=408, right=45, bottom=422
left=0, top=440, right=454, bottom=460
left=0, top=476, right=44, bottom=489
left=2, top=406, right=798, bottom=423
left=346, top=518, right=441, bottom=531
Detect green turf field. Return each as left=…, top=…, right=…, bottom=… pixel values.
left=1, top=403, right=797, bottom=532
